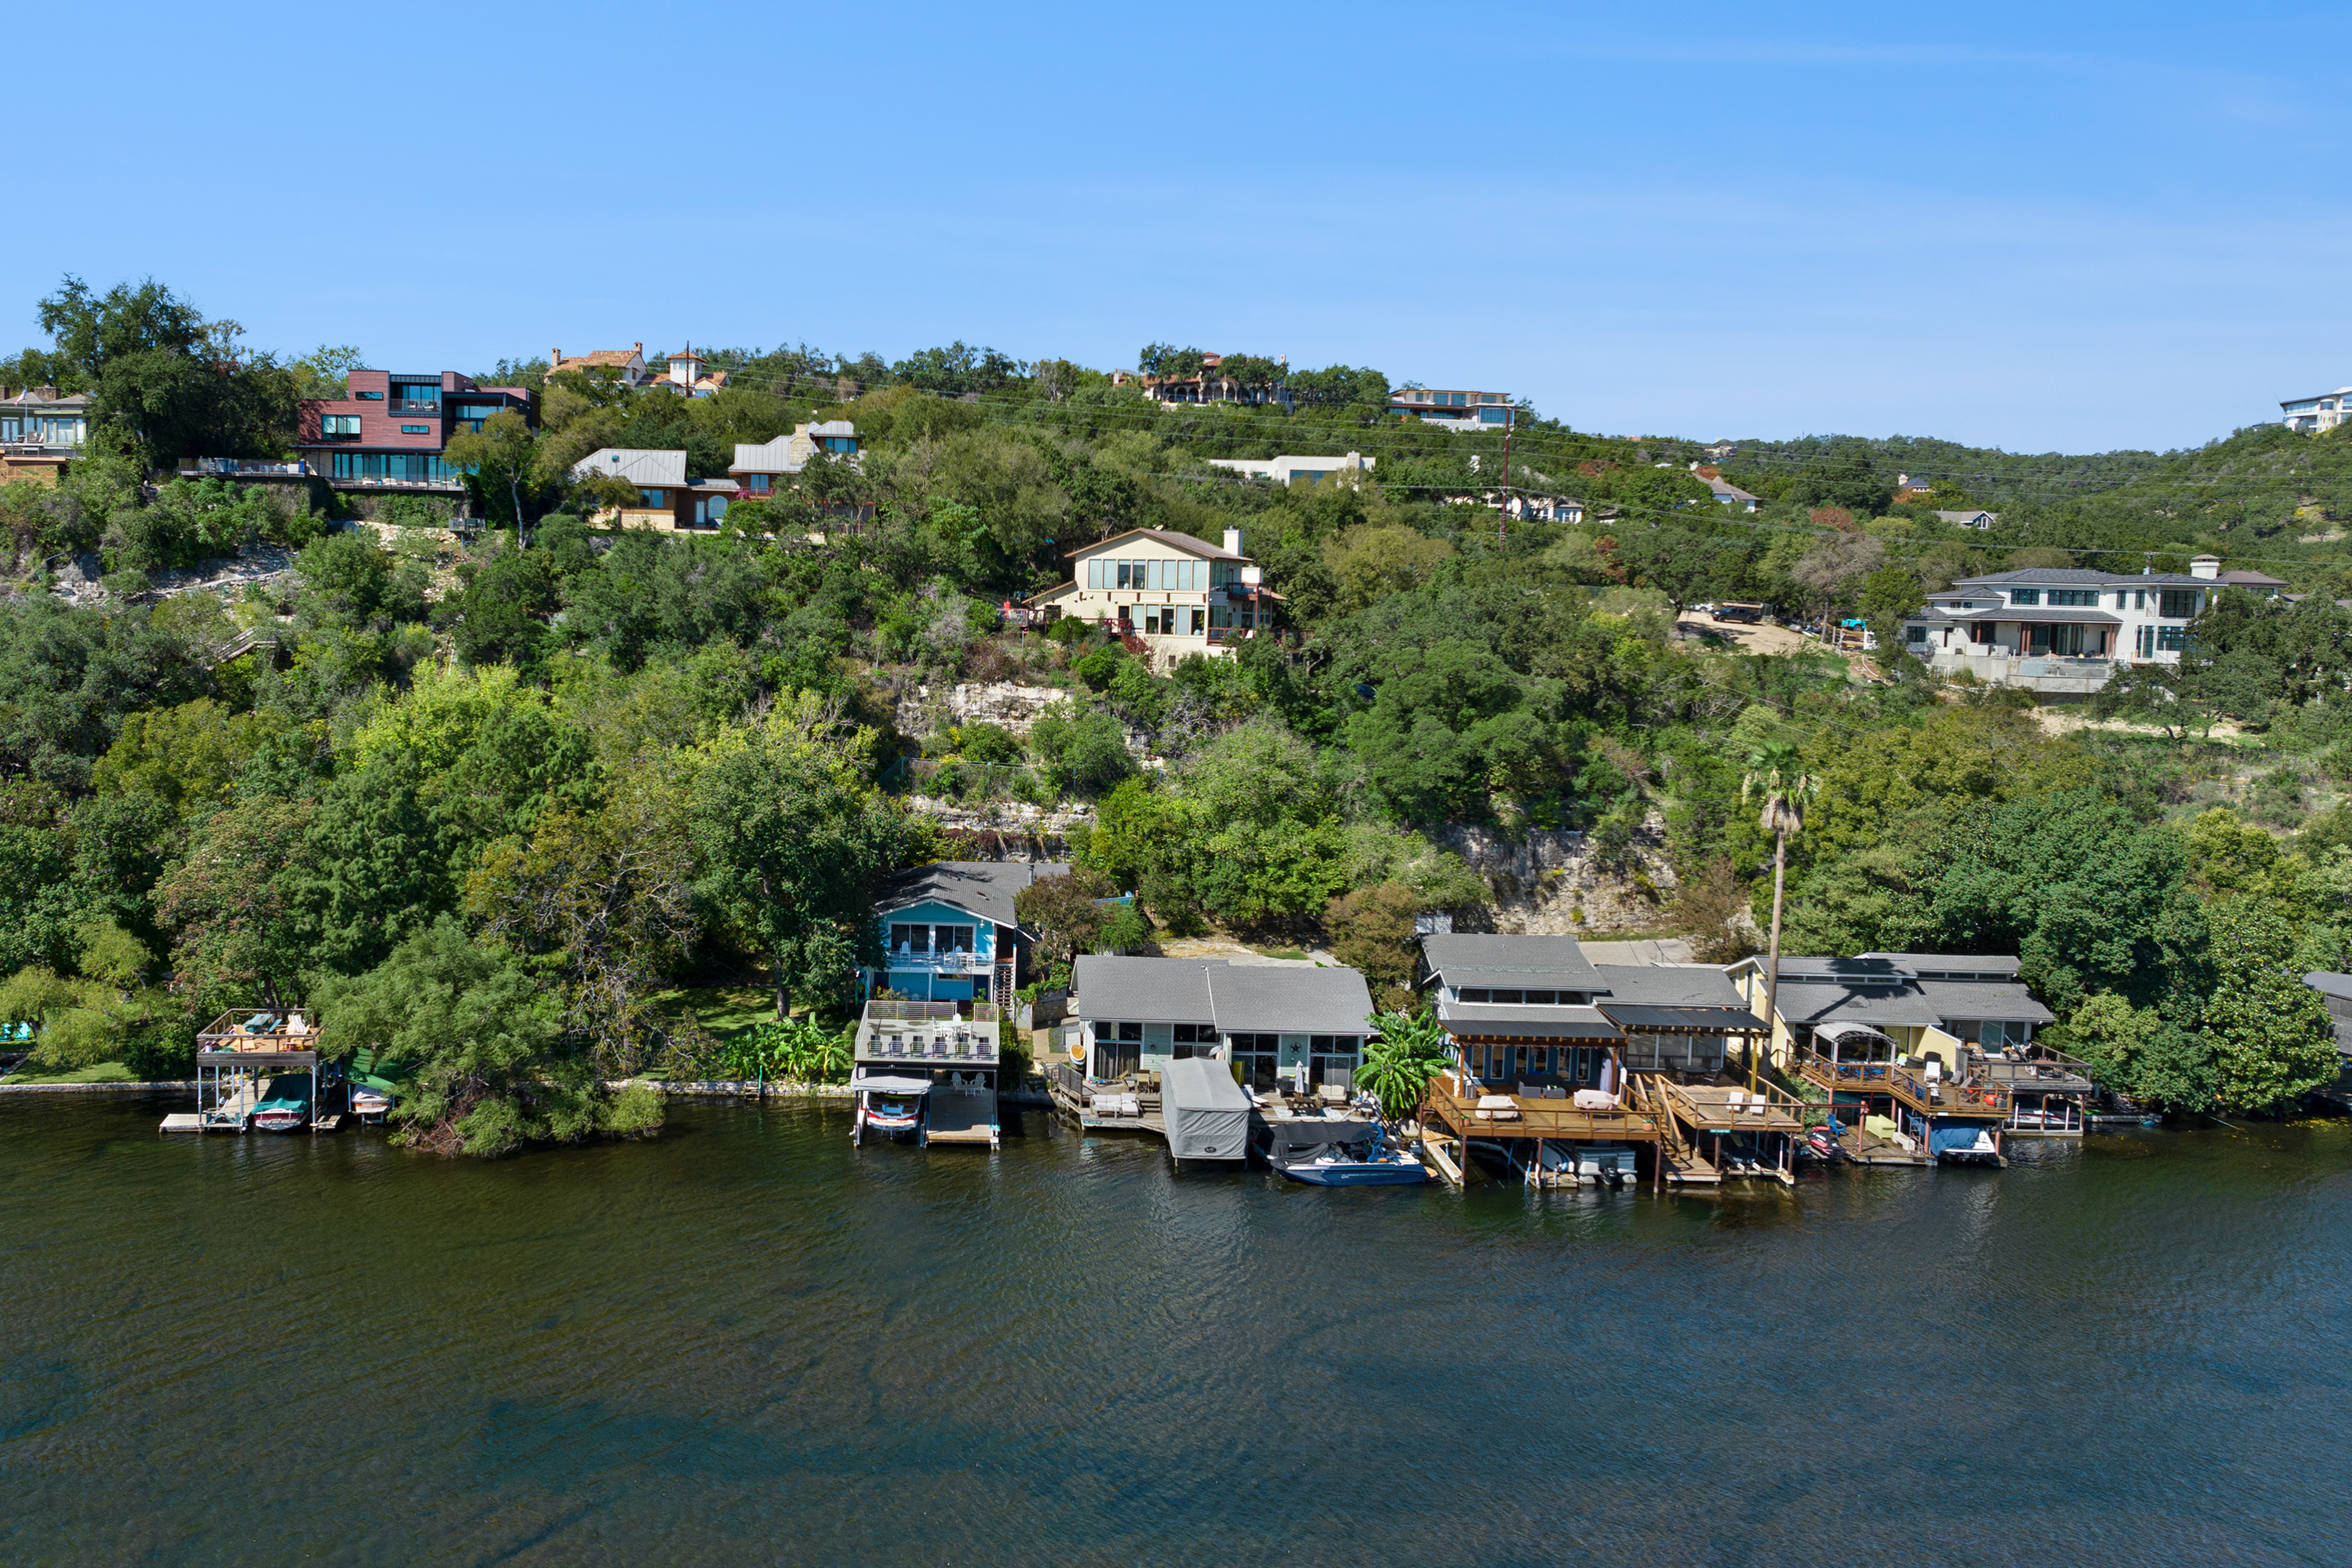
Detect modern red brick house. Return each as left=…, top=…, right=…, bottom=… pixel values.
left=294, top=370, right=534, bottom=494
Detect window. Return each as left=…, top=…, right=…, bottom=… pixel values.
left=889, top=923, right=931, bottom=955
left=1309, top=1034, right=1361, bottom=1088
left=638, top=489, right=666, bottom=508
left=747, top=475, right=770, bottom=493
left=1906, top=625, right=1928, bottom=644
left=1095, top=1021, right=1143, bottom=1079
left=2136, top=624, right=2154, bottom=658
left=1478, top=406, right=1510, bottom=423
left=2157, top=625, right=2188, bottom=651
left=331, top=451, right=454, bottom=481
left=2158, top=589, right=2201, bottom=619
left=2133, top=589, right=2146, bottom=609
left=2048, top=589, right=2098, bottom=606
left=2009, top=589, right=2041, bottom=606
left=1231, top=1032, right=1280, bottom=1090
left=321, top=414, right=361, bottom=438
left=400, top=424, right=430, bottom=434
left=1457, top=987, right=1489, bottom=1003
left=1189, top=608, right=1205, bottom=634
left=354, top=390, right=385, bottom=401
left=1170, top=1022, right=1214, bottom=1058
left=390, top=382, right=440, bottom=411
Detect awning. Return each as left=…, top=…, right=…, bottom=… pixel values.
left=1597, top=1003, right=1767, bottom=1034
left=852, top=1074, right=933, bottom=1095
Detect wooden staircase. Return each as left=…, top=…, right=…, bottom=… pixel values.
left=1632, top=1075, right=1719, bottom=1185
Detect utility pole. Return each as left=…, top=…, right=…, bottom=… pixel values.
left=1499, top=415, right=1512, bottom=554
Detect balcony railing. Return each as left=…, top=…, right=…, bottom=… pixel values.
left=327, top=472, right=466, bottom=492
left=864, top=999, right=1000, bottom=1026
left=1891, top=1066, right=2008, bottom=1117
left=881, top=949, right=993, bottom=974
left=1422, top=1076, right=1661, bottom=1142
left=180, top=458, right=313, bottom=478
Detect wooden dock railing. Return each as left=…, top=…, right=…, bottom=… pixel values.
left=1423, top=1077, right=1661, bottom=1143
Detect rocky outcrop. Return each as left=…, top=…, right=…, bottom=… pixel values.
left=1434, top=816, right=1681, bottom=937
left=900, top=680, right=1075, bottom=739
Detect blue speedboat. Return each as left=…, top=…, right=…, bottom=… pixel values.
left=1261, top=1120, right=1430, bottom=1186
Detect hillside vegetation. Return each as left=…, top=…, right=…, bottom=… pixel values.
left=2, top=276, right=2348, bottom=1146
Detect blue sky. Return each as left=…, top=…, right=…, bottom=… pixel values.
left=12, top=1, right=2348, bottom=453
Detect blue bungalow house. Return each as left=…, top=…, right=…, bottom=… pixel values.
left=864, top=861, right=1070, bottom=1008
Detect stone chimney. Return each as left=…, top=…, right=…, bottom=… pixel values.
left=1223, top=528, right=1243, bottom=556
left=2190, top=555, right=2221, bottom=580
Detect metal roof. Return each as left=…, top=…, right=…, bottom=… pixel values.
left=1434, top=1001, right=1623, bottom=1040
left=878, top=861, right=1069, bottom=928
left=1857, top=953, right=2021, bottom=976
left=1419, top=934, right=1603, bottom=991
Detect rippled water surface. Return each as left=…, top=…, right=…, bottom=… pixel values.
left=3, top=1093, right=2349, bottom=1566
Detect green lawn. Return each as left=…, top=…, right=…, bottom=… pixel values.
left=646, top=983, right=783, bottom=1045
left=0, top=1060, right=142, bottom=1085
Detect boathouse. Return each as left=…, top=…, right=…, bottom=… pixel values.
left=850, top=998, right=1004, bottom=1148
left=1412, top=936, right=1786, bottom=1185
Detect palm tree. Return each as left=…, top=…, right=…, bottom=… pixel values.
left=1740, top=741, right=1821, bottom=1096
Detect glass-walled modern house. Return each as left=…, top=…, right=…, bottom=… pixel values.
left=0, top=387, right=91, bottom=486
left=295, top=370, right=533, bottom=495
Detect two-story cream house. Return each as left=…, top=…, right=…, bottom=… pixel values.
left=1901, top=559, right=2238, bottom=695
left=1025, top=527, right=1276, bottom=670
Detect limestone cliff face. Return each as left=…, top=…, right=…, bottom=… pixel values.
left=1432, top=815, right=1680, bottom=936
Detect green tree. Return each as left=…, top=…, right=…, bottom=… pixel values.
left=1011, top=865, right=1119, bottom=988
left=688, top=697, right=912, bottom=1018
left=315, top=918, right=663, bottom=1158
left=1324, top=883, right=1420, bottom=999
left=2066, top=991, right=2215, bottom=1113
left=2200, top=900, right=2340, bottom=1111
left=444, top=410, right=541, bottom=537
left=153, top=796, right=318, bottom=1011
left=1857, top=565, right=1925, bottom=650
left=1358, top=1008, right=1451, bottom=1120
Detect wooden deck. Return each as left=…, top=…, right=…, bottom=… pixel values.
left=1661, top=1080, right=1808, bottom=1133
left=1796, top=1057, right=2011, bottom=1121
left=1422, top=1078, right=1661, bottom=1144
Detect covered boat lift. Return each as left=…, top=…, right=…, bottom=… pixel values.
left=1160, top=1056, right=1252, bottom=1163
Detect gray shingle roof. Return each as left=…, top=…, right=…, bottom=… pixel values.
left=1072, top=956, right=1374, bottom=1035
left=1936, top=605, right=2121, bottom=625
left=879, top=861, right=1069, bottom=928
left=1590, top=964, right=1744, bottom=1008
left=1951, top=568, right=2208, bottom=588
left=1419, top=934, right=1603, bottom=991
left=1909, top=979, right=2055, bottom=1024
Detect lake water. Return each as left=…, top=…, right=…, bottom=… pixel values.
left=2, top=1093, right=2348, bottom=1566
